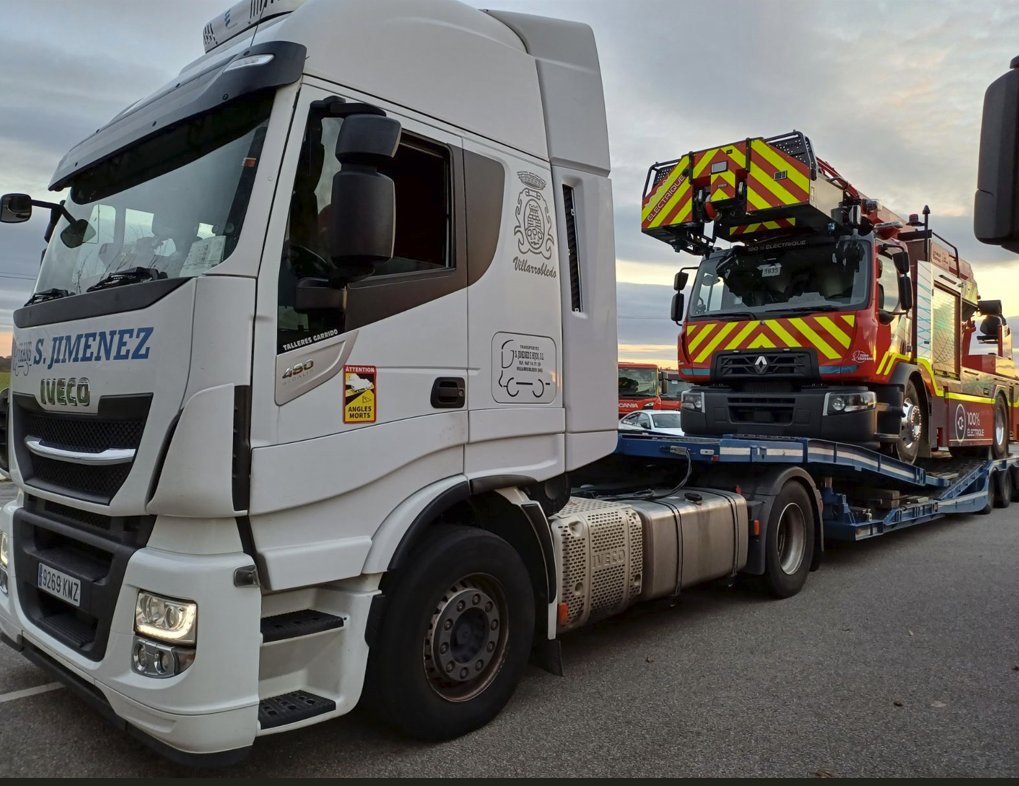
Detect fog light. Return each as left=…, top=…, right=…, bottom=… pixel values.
left=135, top=592, right=198, bottom=645
left=831, top=397, right=846, bottom=412
left=131, top=636, right=195, bottom=679
left=825, top=391, right=876, bottom=415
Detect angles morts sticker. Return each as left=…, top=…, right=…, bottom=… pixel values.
left=343, top=365, right=377, bottom=424
left=514, top=171, right=555, bottom=260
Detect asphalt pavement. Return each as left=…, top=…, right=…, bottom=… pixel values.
left=0, top=479, right=1016, bottom=777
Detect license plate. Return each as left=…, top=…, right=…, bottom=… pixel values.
left=37, top=562, right=81, bottom=607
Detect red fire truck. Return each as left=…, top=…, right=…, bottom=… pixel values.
left=617, top=361, right=661, bottom=416
left=658, top=369, right=687, bottom=411
left=641, top=131, right=1019, bottom=463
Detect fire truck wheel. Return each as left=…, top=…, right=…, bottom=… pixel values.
left=992, top=397, right=1009, bottom=459
left=758, top=482, right=816, bottom=599
left=992, top=469, right=1012, bottom=509
left=892, top=380, right=926, bottom=464
left=364, top=525, right=534, bottom=741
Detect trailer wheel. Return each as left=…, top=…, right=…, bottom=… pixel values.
left=891, top=380, right=926, bottom=464
left=992, top=397, right=1009, bottom=459
left=758, top=482, right=816, bottom=599
left=992, top=469, right=1012, bottom=509
left=364, top=525, right=534, bottom=740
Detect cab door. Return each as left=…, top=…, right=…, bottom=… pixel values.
left=246, top=83, right=469, bottom=589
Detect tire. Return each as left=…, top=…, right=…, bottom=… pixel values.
left=992, top=397, right=1009, bottom=459
left=992, top=469, right=1012, bottom=509
left=891, top=380, right=926, bottom=464
left=1010, top=467, right=1019, bottom=502
left=364, top=525, right=534, bottom=741
left=758, top=482, right=816, bottom=599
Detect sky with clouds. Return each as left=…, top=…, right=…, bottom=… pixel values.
left=1, top=0, right=1017, bottom=367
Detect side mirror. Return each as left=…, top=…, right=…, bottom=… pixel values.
left=671, top=292, right=685, bottom=323
left=974, top=57, right=1019, bottom=252
left=328, top=114, right=402, bottom=283
left=59, top=219, right=96, bottom=249
left=674, top=270, right=689, bottom=291
left=898, top=274, right=913, bottom=311
left=892, top=250, right=910, bottom=275
left=1, top=193, right=32, bottom=223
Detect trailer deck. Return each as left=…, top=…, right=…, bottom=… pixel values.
left=616, top=433, right=1019, bottom=541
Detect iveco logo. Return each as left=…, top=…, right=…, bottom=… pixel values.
left=40, top=377, right=90, bottom=407
left=754, top=355, right=769, bottom=374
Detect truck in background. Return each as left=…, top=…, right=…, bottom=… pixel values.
left=617, top=361, right=662, bottom=415
left=642, top=132, right=1019, bottom=463
left=658, top=369, right=687, bottom=411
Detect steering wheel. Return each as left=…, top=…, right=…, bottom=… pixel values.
left=283, top=240, right=333, bottom=279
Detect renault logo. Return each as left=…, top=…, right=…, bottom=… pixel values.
left=754, top=355, right=769, bottom=374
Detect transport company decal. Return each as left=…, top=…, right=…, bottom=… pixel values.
left=513, top=172, right=556, bottom=278
left=493, top=333, right=556, bottom=404
left=12, top=327, right=154, bottom=375
left=343, top=365, right=377, bottom=423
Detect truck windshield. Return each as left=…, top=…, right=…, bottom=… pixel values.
left=688, top=237, right=870, bottom=319
left=34, top=93, right=273, bottom=297
left=660, top=374, right=690, bottom=400
left=619, top=367, right=659, bottom=398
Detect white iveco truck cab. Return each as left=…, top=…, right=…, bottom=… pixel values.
left=0, top=0, right=818, bottom=764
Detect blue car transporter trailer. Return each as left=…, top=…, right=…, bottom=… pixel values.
left=615, top=433, right=1019, bottom=543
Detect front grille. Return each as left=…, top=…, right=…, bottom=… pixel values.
left=714, top=349, right=816, bottom=381
left=728, top=395, right=797, bottom=425
left=12, top=394, right=151, bottom=504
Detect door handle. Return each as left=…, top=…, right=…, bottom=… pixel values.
left=431, top=377, right=466, bottom=409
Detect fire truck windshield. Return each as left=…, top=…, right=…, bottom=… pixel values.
left=688, top=238, right=871, bottom=319
left=619, top=367, right=659, bottom=398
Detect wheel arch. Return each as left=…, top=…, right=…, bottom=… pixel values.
left=737, top=466, right=823, bottom=575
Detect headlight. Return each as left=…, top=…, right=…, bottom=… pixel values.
left=134, top=591, right=198, bottom=645
left=825, top=391, right=876, bottom=415
left=0, top=530, right=8, bottom=568
left=681, top=391, right=705, bottom=412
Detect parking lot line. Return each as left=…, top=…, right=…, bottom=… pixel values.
left=0, top=683, right=63, bottom=704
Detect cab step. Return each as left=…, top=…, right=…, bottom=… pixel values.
left=260, top=610, right=345, bottom=643
left=258, top=690, right=336, bottom=729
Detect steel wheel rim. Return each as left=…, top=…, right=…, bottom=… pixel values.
left=423, top=574, right=508, bottom=703
left=901, top=396, right=922, bottom=449
left=995, top=405, right=1006, bottom=446
left=775, top=502, right=807, bottom=575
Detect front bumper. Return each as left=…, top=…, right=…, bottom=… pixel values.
left=681, top=386, right=878, bottom=443
left=0, top=497, right=261, bottom=763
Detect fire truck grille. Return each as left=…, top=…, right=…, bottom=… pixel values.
left=714, top=349, right=816, bottom=381
left=728, top=396, right=796, bottom=425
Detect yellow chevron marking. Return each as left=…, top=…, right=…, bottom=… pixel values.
left=642, top=159, right=688, bottom=222
left=724, top=321, right=760, bottom=350
left=840, top=314, right=856, bottom=327
left=692, top=147, right=722, bottom=178
left=694, top=322, right=737, bottom=363
left=745, top=185, right=772, bottom=212
left=790, top=318, right=839, bottom=359
left=765, top=320, right=800, bottom=348
left=685, top=324, right=700, bottom=339
left=749, top=156, right=807, bottom=207
left=817, top=316, right=851, bottom=348
left=751, top=140, right=811, bottom=194
left=747, top=333, right=776, bottom=349
left=648, top=178, right=692, bottom=228
left=686, top=323, right=716, bottom=353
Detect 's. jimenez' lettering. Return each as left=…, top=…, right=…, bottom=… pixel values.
left=44, top=327, right=154, bottom=370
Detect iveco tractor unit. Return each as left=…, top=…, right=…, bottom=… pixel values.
left=642, top=133, right=1019, bottom=463
left=0, top=0, right=833, bottom=763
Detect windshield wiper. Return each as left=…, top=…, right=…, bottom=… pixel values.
left=766, top=306, right=840, bottom=316
left=25, top=288, right=71, bottom=305
left=704, top=310, right=757, bottom=320
left=86, top=267, right=167, bottom=292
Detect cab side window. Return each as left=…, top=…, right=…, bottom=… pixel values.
left=877, top=251, right=899, bottom=313
left=278, top=110, right=455, bottom=353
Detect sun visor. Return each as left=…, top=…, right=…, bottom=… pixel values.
left=49, top=40, right=306, bottom=191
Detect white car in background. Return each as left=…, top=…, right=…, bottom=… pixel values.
left=618, top=409, right=685, bottom=436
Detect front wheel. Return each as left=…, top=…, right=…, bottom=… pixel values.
left=891, top=380, right=926, bottom=464
left=757, top=482, right=816, bottom=599
left=364, top=526, right=534, bottom=740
